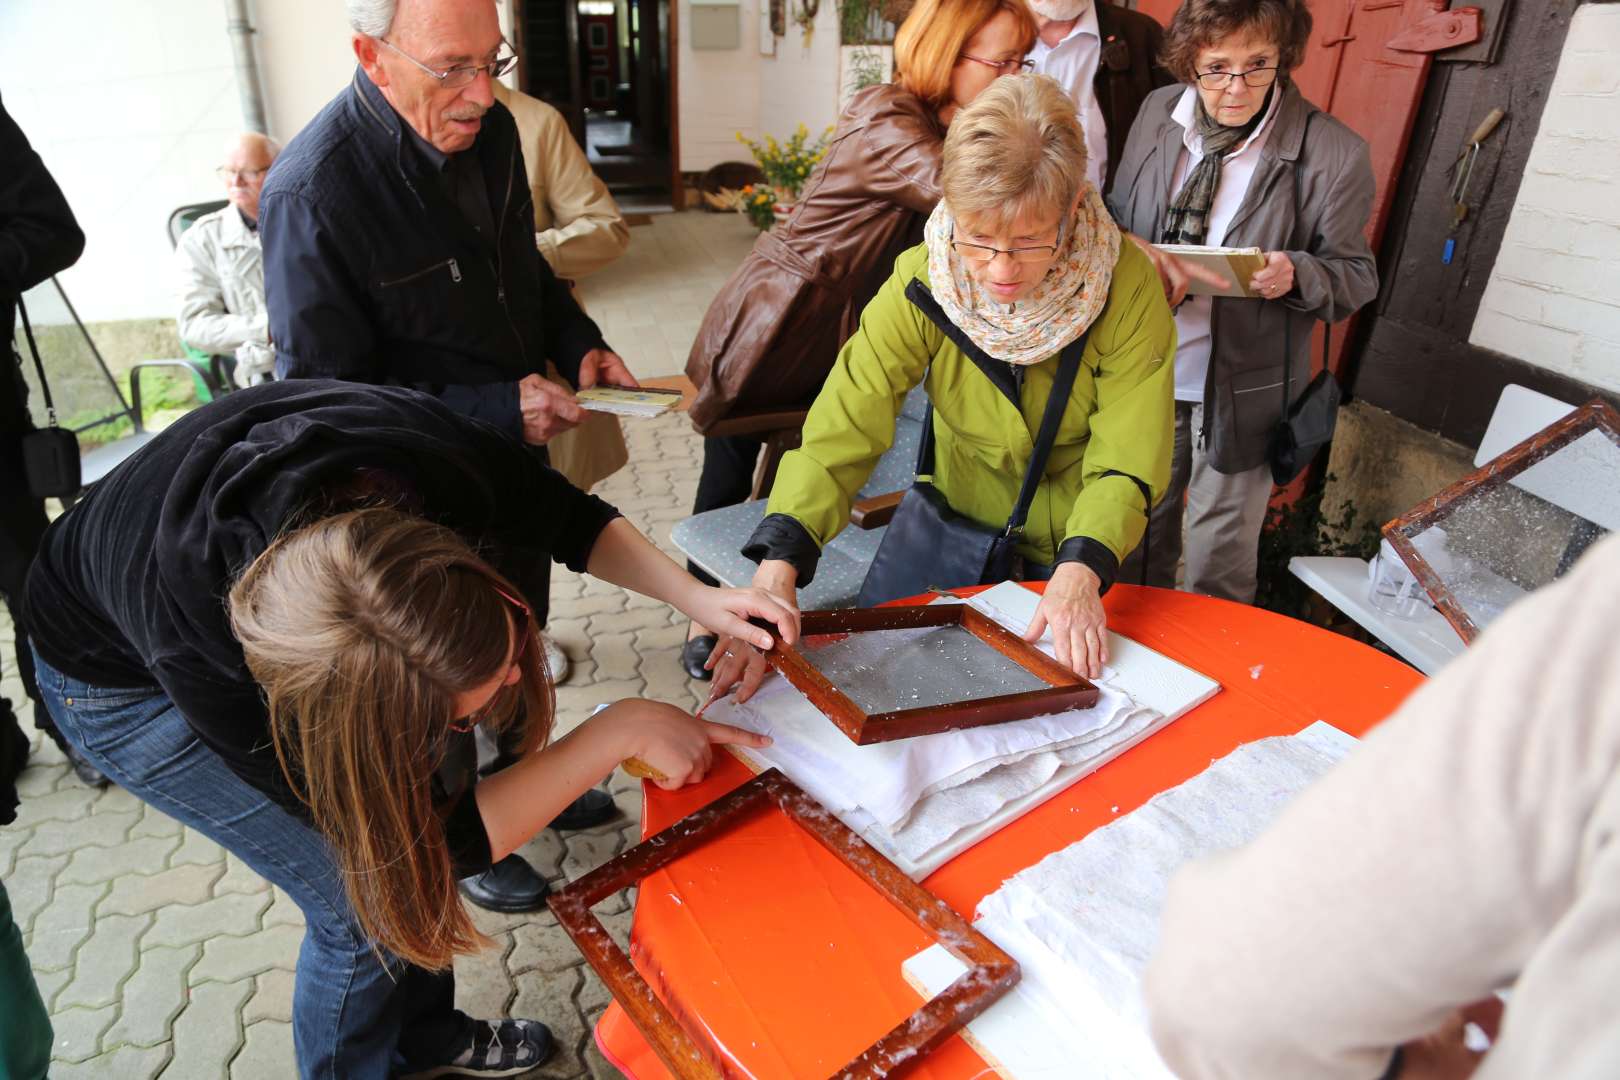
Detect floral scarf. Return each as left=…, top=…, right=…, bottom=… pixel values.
left=923, top=181, right=1120, bottom=366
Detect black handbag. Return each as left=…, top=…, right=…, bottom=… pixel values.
left=1267, top=112, right=1341, bottom=486
left=15, top=296, right=82, bottom=499
left=857, top=331, right=1087, bottom=606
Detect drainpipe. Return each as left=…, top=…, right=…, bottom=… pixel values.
left=225, top=0, right=269, bottom=134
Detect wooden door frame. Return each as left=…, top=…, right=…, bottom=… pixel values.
left=668, top=0, right=683, bottom=206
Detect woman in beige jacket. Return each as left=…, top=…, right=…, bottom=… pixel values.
left=493, top=81, right=632, bottom=494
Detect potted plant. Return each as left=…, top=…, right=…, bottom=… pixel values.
left=735, top=124, right=834, bottom=228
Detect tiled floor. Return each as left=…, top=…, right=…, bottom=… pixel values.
left=0, top=208, right=761, bottom=1078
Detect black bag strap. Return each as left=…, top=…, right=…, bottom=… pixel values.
left=1281, top=114, right=1328, bottom=420
left=915, top=328, right=1090, bottom=539
left=15, top=295, right=60, bottom=428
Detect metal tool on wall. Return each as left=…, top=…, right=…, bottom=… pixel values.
left=1444, top=107, right=1506, bottom=264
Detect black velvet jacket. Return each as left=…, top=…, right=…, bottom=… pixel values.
left=26, top=382, right=620, bottom=873
left=261, top=70, right=609, bottom=439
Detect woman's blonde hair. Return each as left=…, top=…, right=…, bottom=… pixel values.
left=941, top=73, right=1086, bottom=232
left=894, top=0, right=1039, bottom=110
left=228, top=508, right=552, bottom=971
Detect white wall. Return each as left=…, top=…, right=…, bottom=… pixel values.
left=1, top=0, right=246, bottom=322
left=677, top=0, right=762, bottom=171
left=756, top=0, right=840, bottom=146
left=676, top=0, right=845, bottom=173
left=1470, top=2, right=1620, bottom=393
left=255, top=0, right=358, bottom=143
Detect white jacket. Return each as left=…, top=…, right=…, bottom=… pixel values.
left=175, top=206, right=272, bottom=383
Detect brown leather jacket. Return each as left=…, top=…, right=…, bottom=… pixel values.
left=686, top=84, right=945, bottom=431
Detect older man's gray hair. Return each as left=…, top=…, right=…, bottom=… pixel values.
left=346, top=0, right=397, bottom=36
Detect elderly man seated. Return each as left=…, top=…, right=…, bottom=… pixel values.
left=175, top=132, right=279, bottom=387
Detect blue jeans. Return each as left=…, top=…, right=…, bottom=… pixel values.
left=31, top=649, right=469, bottom=1079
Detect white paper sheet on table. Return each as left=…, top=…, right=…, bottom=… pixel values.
left=903, top=722, right=1359, bottom=1079
left=716, top=672, right=1150, bottom=830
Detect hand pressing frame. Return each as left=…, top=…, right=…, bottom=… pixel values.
left=764, top=604, right=1100, bottom=745
left=547, top=769, right=1020, bottom=1078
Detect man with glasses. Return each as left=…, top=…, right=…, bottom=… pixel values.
left=1025, top=0, right=1174, bottom=193
left=260, top=0, right=633, bottom=931
left=176, top=133, right=280, bottom=387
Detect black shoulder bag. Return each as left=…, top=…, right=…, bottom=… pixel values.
left=1267, top=113, right=1341, bottom=486
left=16, top=297, right=82, bottom=499
left=857, top=332, right=1087, bottom=607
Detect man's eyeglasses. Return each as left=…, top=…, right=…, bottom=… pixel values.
left=959, top=54, right=1035, bottom=75
left=448, top=584, right=532, bottom=734
left=217, top=166, right=268, bottom=183
left=949, top=224, right=1065, bottom=265
left=378, top=38, right=519, bottom=89
left=1194, top=65, right=1279, bottom=90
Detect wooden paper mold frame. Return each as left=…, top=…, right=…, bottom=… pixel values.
left=762, top=604, right=1100, bottom=745
left=1383, top=399, right=1620, bottom=644
left=547, top=769, right=1020, bottom=1079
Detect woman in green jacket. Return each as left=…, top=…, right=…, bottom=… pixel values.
left=723, top=73, right=1176, bottom=681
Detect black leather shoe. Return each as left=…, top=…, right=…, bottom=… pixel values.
left=64, top=743, right=110, bottom=789
left=457, top=854, right=549, bottom=913
left=548, top=787, right=617, bottom=830
left=680, top=634, right=717, bottom=681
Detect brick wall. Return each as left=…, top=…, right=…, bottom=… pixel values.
left=1470, top=3, right=1620, bottom=392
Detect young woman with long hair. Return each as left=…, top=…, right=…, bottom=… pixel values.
left=24, top=380, right=794, bottom=1078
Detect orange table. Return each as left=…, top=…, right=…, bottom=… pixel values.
left=595, top=583, right=1424, bottom=1078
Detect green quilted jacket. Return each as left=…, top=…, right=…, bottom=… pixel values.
left=750, top=238, right=1177, bottom=588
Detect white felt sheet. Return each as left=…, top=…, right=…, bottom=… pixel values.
left=902, top=722, right=1359, bottom=1079
left=719, top=583, right=1222, bottom=878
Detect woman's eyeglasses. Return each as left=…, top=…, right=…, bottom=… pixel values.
left=448, top=584, right=531, bottom=734
left=949, top=223, right=1065, bottom=265
left=1194, top=66, right=1279, bottom=90
left=378, top=38, right=520, bottom=89
left=959, top=54, right=1035, bottom=75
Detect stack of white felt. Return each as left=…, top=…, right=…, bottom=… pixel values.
left=902, top=722, right=1359, bottom=1079
left=714, top=582, right=1220, bottom=877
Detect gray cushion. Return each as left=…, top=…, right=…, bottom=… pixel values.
left=670, top=385, right=929, bottom=609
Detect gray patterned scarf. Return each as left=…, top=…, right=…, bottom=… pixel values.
left=1159, top=87, right=1274, bottom=246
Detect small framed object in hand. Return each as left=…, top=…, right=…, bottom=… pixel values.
left=764, top=604, right=1100, bottom=745
left=1154, top=244, right=1267, bottom=298
left=577, top=385, right=684, bottom=418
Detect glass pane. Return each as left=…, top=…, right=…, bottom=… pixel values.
left=799, top=622, right=1047, bottom=715
left=1404, top=429, right=1618, bottom=634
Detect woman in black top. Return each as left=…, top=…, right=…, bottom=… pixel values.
left=24, top=381, right=793, bottom=1079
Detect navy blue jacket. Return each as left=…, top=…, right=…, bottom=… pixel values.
left=260, top=70, right=607, bottom=437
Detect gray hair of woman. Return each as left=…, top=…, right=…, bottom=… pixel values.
left=346, top=0, right=397, bottom=37
left=939, top=73, right=1089, bottom=234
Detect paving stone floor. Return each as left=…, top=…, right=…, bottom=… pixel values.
left=0, top=209, right=761, bottom=1078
